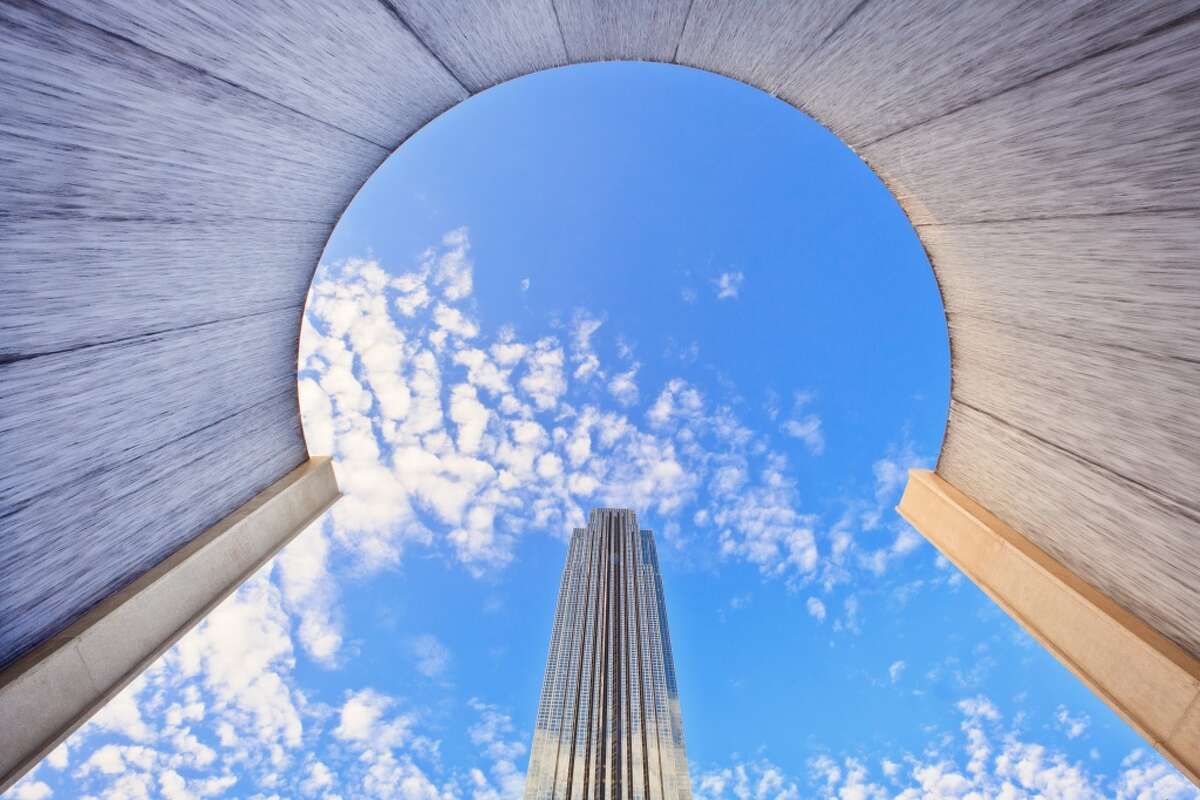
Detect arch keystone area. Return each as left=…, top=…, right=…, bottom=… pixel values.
left=2, top=0, right=1198, bottom=790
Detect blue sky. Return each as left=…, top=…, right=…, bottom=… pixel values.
left=6, top=63, right=1196, bottom=800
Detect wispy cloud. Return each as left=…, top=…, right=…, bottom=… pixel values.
left=780, top=391, right=824, bottom=456
left=17, top=557, right=494, bottom=800
left=334, top=688, right=415, bottom=747
left=298, top=229, right=940, bottom=643
left=1056, top=705, right=1091, bottom=740
left=712, top=270, right=745, bottom=300
left=607, top=363, right=640, bottom=406
left=411, top=634, right=452, bottom=679
left=694, top=699, right=1197, bottom=800
left=466, top=699, right=526, bottom=800
left=806, top=597, right=827, bottom=622
left=569, top=310, right=604, bottom=381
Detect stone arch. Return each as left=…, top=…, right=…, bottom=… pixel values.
left=2, top=0, right=1197, bottom=788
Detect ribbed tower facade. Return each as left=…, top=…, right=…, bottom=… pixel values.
left=525, top=508, right=691, bottom=800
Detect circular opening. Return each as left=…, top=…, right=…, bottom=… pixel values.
left=303, top=61, right=950, bottom=788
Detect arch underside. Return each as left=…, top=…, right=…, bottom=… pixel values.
left=2, top=0, right=1198, bottom=707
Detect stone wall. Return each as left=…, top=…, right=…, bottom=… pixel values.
left=2, top=0, right=1198, bottom=667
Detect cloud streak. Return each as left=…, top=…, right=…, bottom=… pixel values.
left=694, top=698, right=1198, bottom=800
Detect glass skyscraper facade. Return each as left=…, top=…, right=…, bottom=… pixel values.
left=524, top=508, right=691, bottom=800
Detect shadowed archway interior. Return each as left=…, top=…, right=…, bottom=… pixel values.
left=2, top=0, right=1198, bottom=787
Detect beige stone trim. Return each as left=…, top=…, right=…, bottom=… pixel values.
left=0, top=458, right=340, bottom=793
left=898, top=469, right=1199, bottom=785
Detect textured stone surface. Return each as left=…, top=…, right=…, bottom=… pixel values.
left=0, top=218, right=330, bottom=357
left=1, top=308, right=301, bottom=509
left=0, top=395, right=305, bottom=664
left=0, top=2, right=390, bottom=225
left=556, top=0, right=692, bottom=63
left=918, top=213, right=1200, bottom=362
left=677, top=0, right=869, bottom=97
left=791, top=0, right=1200, bottom=147
left=950, top=319, right=1200, bottom=534
left=939, top=403, right=1200, bottom=658
left=861, top=16, right=1200, bottom=224
left=38, top=0, right=467, bottom=148
left=1, top=0, right=1198, bottom=690
left=392, top=0, right=568, bottom=93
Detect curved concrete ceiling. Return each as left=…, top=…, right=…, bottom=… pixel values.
left=2, top=0, right=1198, bottom=734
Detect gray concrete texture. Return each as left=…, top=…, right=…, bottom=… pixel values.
left=1, top=0, right=1198, bottom=674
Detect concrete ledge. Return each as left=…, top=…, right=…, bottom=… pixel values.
left=898, top=469, right=1200, bottom=785
left=0, top=457, right=340, bottom=793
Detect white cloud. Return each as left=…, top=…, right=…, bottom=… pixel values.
left=607, top=363, right=640, bottom=406
left=519, top=338, right=567, bottom=411
left=277, top=519, right=342, bottom=666
left=433, top=303, right=480, bottom=341
left=449, top=384, right=491, bottom=455
left=519, top=278, right=530, bottom=292
left=814, top=440, right=933, bottom=592
left=863, top=440, right=928, bottom=531
left=832, top=595, right=862, bottom=635
left=394, top=271, right=433, bottom=317
left=467, top=700, right=526, bottom=800
left=299, top=231, right=798, bottom=589
left=298, top=377, right=335, bottom=456
left=193, top=774, right=237, bottom=797
left=453, top=348, right=513, bottom=396
left=88, top=674, right=153, bottom=743
left=1055, top=705, right=1090, bottom=740
left=297, top=230, right=945, bottom=610
left=170, top=568, right=303, bottom=749
left=333, top=689, right=414, bottom=750
left=159, top=769, right=196, bottom=800
left=569, top=311, right=604, bottom=382
left=431, top=226, right=473, bottom=300
left=715, top=455, right=819, bottom=581
left=783, top=698, right=1198, bottom=800
left=1116, top=750, right=1198, bottom=799
left=806, top=597, right=827, bottom=622
left=536, top=452, right=564, bottom=480
left=957, top=695, right=1000, bottom=721
left=411, top=634, right=451, bottom=678
left=9, top=779, right=53, bottom=800
left=300, top=761, right=335, bottom=796
left=694, top=759, right=801, bottom=800
left=39, top=543, right=484, bottom=799
left=781, top=416, right=824, bottom=455
left=888, top=660, right=906, bottom=683
left=764, top=389, right=782, bottom=421
left=781, top=392, right=824, bottom=455
left=646, top=379, right=704, bottom=429
left=713, top=270, right=745, bottom=300
left=358, top=750, right=444, bottom=800
left=46, top=741, right=69, bottom=771
left=80, top=745, right=127, bottom=776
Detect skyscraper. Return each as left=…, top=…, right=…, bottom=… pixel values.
left=524, top=509, right=691, bottom=800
